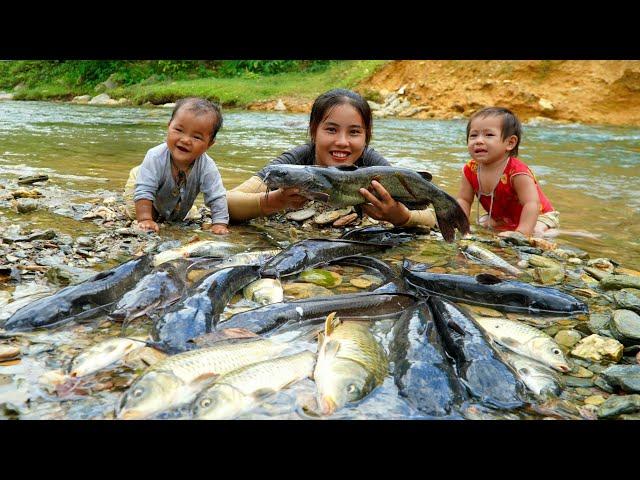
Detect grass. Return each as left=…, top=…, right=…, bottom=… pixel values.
left=6, top=60, right=388, bottom=106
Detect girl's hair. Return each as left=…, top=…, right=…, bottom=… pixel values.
left=170, top=97, right=223, bottom=142
left=308, top=89, right=372, bottom=145
left=466, top=107, right=522, bottom=156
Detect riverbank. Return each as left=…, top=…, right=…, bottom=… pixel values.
left=1, top=60, right=639, bottom=126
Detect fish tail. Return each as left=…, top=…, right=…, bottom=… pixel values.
left=435, top=201, right=470, bottom=242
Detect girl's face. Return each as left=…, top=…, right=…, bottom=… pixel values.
left=166, top=108, right=215, bottom=167
left=467, top=115, right=517, bottom=166
left=313, top=104, right=367, bottom=167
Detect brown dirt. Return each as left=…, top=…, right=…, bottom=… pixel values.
left=256, top=61, right=640, bottom=126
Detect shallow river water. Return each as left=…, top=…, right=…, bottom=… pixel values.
left=1, top=100, right=639, bottom=420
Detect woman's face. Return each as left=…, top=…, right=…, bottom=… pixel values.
left=313, top=104, right=366, bottom=167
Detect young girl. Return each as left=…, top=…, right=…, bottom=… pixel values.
left=456, top=107, right=559, bottom=237
left=226, top=88, right=436, bottom=228
left=123, top=97, right=229, bottom=234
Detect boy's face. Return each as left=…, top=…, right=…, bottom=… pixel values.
left=167, top=108, right=216, bottom=167
left=313, top=104, right=366, bottom=167
left=467, top=115, right=517, bottom=166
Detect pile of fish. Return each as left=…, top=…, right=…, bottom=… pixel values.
left=2, top=223, right=640, bottom=420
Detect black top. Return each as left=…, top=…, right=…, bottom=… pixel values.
left=256, top=144, right=390, bottom=180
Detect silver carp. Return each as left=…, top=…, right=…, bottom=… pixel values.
left=461, top=243, right=521, bottom=276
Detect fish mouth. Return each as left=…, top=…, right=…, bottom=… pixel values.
left=557, top=364, right=571, bottom=373
left=319, top=396, right=337, bottom=415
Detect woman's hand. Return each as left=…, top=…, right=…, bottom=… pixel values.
left=207, top=223, right=229, bottom=235
left=260, top=187, right=308, bottom=215
left=136, top=219, right=159, bottom=233
left=359, top=180, right=411, bottom=226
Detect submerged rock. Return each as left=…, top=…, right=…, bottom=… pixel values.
left=613, top=289, right=640, bottom=314
left=597, top=394, right=640, bottom=418
left=16, top=198, right=38, bottom=213
left=600, top=274, right=640, bottom=291
left=602, top=365, right=640, bottom=393
left=286, top=208, right=317, bottom=222
left=610, top=309, right=640, bottom=345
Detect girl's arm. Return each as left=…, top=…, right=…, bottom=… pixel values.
left=456, top=175, right=475, bottom=220
left=226, top=176, right=307, bottom=222
left=511, top=174, right=541, bottom=236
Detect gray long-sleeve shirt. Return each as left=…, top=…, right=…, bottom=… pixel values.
left=133, top=143, right=229, bottom=224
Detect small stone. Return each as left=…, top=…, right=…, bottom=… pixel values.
left=601, top=365, right=640, bottom=393
left=286, top=208, right=317, bottom=222
left=555, top=330, right=582, bottom=348
left=350, top=278, right=373, bottom=289
left=593, top=376, right=615, bottom=393
left=615, top=267, right=640, bottom=277
left=575, top=388, right=594, bottom=396
left=569, top=365, right=594, bottom=378
left=16, top=198, right=38, bottom=213
left=600, top=274, right=640, bottom=291
left=597, top=394, right=640, bottom=418
left=613, top=289, right=640, bottom=313
left=563, top=376, right=595, bottom=388
left=299, top=269, right=342, bottom=288
left=584, top=395, right=606, bottom=406
left=461, top=304, right=503, bottom=317
left=610, top=309, right=640, bottom=345
left=76, top=236, right=94, bottom=247
left=571, top=334, right=624, bottom=363
left=314, top=208, right=352, bottom=225
left=333, top=213, right=358, bottom=228
left=283, top=282, right=333, bottom=299
left=588, top=313, right=611, bottom=335
left=0, top=345, right=20, bottom=360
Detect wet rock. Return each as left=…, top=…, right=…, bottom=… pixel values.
left=528, top=237, right=557, bottom=251
left=610, top=309, right=640, bottom=345
left=299, top=269, right=342, bottom=288
left=615, top=267, right=640, bottom=277
left=462, top=304, right=503, bottom=317
left=0, top=345, right=20, bottom=360
left=350, top=277, right=372, bottom=289
left=571, top=334, right=624, bottom=363
left=533, top=266, right=565, bottom=285
left=89, top=93, right=117, bottom=105
left=333, top=213, right=358, bottom=228
left=556, top=245, right=589, bottom=260
left=613, top=289, right=640, bottom=314
left=593, top=376, right=615, bottom=393
left=584, top=395, right=606, bottom=406
left=584, top=267, right=607, bottom=281
left=314, top=207, right=352, bottom=225
left=588, top=313, right=611, bottom=335
left=15, top=198, right=38, bottom=213
left=500, top=231, right=529, bottom=246
left=286, top=208, right=317, bottom=222
left=563, top=376, right=595, bottom=388
left=602, top=365, right=640, bottom=393
left=72, top=95, right=91, bottom=104
left=76, top=236, right=94, bottom=248
left=600, top=274, right=640, bottom=291
left=597, top=394, right=640, bottom=418
left=569, top=365, right=594, bottom=378
left=573, top=288, right=599, bottom=298
left=283, top=282, right=333, bottom=299
left=555, top=330, right=582, bottom=348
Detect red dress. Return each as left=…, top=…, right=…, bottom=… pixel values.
left=463, top=156, right=554, bottom=230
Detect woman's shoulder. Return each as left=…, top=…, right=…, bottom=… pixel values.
left=360, top=147, right=389, bottom=166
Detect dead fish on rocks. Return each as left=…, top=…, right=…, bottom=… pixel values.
left=428, top=296, right=527, bottom=410
left=314, top=312, right=388, bottom=415
left=389, top=302, right=466, bottom=416
left=460, top=242, right=521, bottom=276
left=152, top=265, right=261, bottom=352
left=3, top=255, right=154, bottom=331
left=153, top=240, right=242, bottom=267
left=260, top=238, right=389, bottom=278
left=191, top=350, right=316, bottom=420
left=474, top=317, right=571, bottom=373
left=402, top=260, right=588, bottom=316
left=500, top=351, right=563, bottom=396
left=68, top=336, right=147, bottom=378
left=262, top=164, right=470, bottom=242
left=117, top=338, right=289, bottom=419
left=109, top=260, right=189, bottom=324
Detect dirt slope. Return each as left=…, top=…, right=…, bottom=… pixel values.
left=356, top=60, right=640, bottom=126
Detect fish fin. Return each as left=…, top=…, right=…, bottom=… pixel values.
left=476, top=273, right=503, bottom=285
left=317, top=331, right=325, bottom=347
left=324, top=311, right=340, bottom=337
left=500, top=337, right=521, bottom=349
left=324, top=339, right=341, bottom=359
left=447, top=320, right=466, bottom=336
left=396, top=174, right=419, bottom=201
left=433, top=193, right=471, bottom=242
left=418, top=171, right=433, bottom=182
left=305, top=191, right=331, bottom=203
left=193, top=372, right=219, bottom=384
left=253, top=388, right=277, bottom=399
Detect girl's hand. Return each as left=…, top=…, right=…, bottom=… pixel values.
left=359, top=180, right=411, bottom=226
left=207, top=223, right=229, bottom=235
left=136, top=219, right=159, bottom=233
left=262, top=187, right=308, bottom=215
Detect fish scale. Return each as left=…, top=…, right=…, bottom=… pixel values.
left=147, top=339, right=288, bottom=384
left=327, top=323, right=388, bottom=383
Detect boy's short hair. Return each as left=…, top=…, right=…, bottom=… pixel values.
left=170, top=97, right=223, bottom=142
left=466, top=107, right=522, bottom=157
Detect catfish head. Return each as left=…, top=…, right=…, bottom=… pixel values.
left=262, top=165, right=332, bottom=201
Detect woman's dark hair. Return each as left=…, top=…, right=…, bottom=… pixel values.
left=308, top=89, right=372, bottom=146
left=170, top=97, right=223, bottom=142
left=466, top=107, right=522, bottom=156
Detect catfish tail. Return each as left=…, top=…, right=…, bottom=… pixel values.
left=434, top=195, right=470, bottom=242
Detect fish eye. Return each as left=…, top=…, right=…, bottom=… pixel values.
left=200, top=398, right=212, bottom=408
left=552, top=348, right=561, bottom=355
left=133, top=388, right=145, bottom=398
left=347, top=384, right=357, bottom=394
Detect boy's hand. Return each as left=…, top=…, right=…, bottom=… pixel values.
left=136, top=219, right=159, bottom=233
left=359, top=180, right=411, bottom=226
left=207, top=223, right=229, bottom=235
